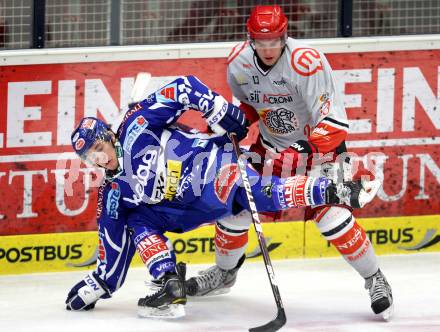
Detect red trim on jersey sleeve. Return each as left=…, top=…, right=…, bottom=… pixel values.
left=309, top=122, right=347, bottom=153
left=227, top=41, right=249, bottom=65
left=239, top=102, right=260, bottom=124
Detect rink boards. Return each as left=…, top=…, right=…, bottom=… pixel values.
left=1, top=214, right=439, bottom=275
left=1, top=36, right=439, bottom=275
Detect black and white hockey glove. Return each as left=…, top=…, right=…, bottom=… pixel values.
left=65, top=272, right=110, bottom=311
left=204, top=95, right=248, bottom=141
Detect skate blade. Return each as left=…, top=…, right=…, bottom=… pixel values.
left=138, top=304, right=185, bottom=319
left=379, top=303, right=394, bottom=321
left=207, top=287, right=231, bottom=296
left=194, top=287, right=231, bottom=297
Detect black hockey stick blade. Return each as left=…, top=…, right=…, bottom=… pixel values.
left=249, top=307, right=286, bottom=332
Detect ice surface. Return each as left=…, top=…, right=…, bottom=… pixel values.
left=1, top=253, right=439, bottom=332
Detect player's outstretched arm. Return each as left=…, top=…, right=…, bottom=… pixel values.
left=128, top=75, right=248, bottom=140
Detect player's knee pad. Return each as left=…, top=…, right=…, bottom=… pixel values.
left=133, top=229, right=175, bottom=279
left=314, top=206, right=367, bottom=256
left=215, top=210, right=251, bottom=270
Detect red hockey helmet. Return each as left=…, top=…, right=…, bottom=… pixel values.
left=246, top=5, right=288, bottom=40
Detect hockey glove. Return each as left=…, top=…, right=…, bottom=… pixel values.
left=65, top=272, right=110, bottom=311
left=272, top=140, right=317, bottom=176
left=204, top=95, right=248, bottom=141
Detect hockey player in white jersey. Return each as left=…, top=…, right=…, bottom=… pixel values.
left=186, top=5, right=393, bottom=320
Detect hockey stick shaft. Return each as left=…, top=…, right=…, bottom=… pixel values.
left=130, top=72, right=152, bottom=104
left=228, top=133, right=286, bottom=332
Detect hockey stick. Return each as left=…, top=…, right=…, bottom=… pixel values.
left=228, top=133, right=287, bottom=332
left=130, top=72, right=152, bottom=104
left=112, top=72, right=152, bottom=132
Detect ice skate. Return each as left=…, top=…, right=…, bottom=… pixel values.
left=365, top=269, right=394, bottom=321
left=186, top=255, right=245, bottom=296
left=326, top=179, right=381, bottom=208
left=138, top=262, right=187, bottom=318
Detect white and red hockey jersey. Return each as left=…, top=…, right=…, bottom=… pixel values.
left=227, top=38, right=349, bottom=153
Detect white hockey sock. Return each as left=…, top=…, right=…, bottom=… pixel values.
left=314, top=206, right=379, bottom=278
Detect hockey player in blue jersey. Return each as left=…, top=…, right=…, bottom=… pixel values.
left=65, top=75, right=380, bottom=318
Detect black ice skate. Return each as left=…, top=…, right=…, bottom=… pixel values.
left=138, top=262, right=187, bottom=318
left=186, top=255, right=245, bottom=296
left=326, top=179, right=381, bottom=208
left=365, top=269, right=394, bottom=320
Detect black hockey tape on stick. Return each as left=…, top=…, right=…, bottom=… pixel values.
left=228, top=133, right=287, bottom=332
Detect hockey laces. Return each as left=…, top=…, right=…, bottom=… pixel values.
left=366, top=272, right=389, bottom=302
left=145, top=279, right=164, bottom=293
left=196, top=266, right=227, bottom=290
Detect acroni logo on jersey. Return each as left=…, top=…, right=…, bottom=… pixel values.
left=106, top=182, right=121, bottom=219
left=123, top=115, right=149, bottom=152
left=263, top=93, right=293, bottom=104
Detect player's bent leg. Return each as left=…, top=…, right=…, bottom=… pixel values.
left=314, top=206, right=393, bottom=319
left=239, top=175, right=380, bottom=212
left=186, top=210, right=251, bottom=296
left=132, top=228, right=187, bottom=318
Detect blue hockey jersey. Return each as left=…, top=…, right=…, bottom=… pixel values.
left=91, top=75, right=328, bottom=293
left=94, top=76, right=247, bottom=291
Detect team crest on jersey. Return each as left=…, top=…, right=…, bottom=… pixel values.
left=214, top=164, right=240, bottom=203
left=156, top=83, right=177, bottom=103
left=291, top=48, right=323, bottom=76
left=261, top=108, right=300, bottom=135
